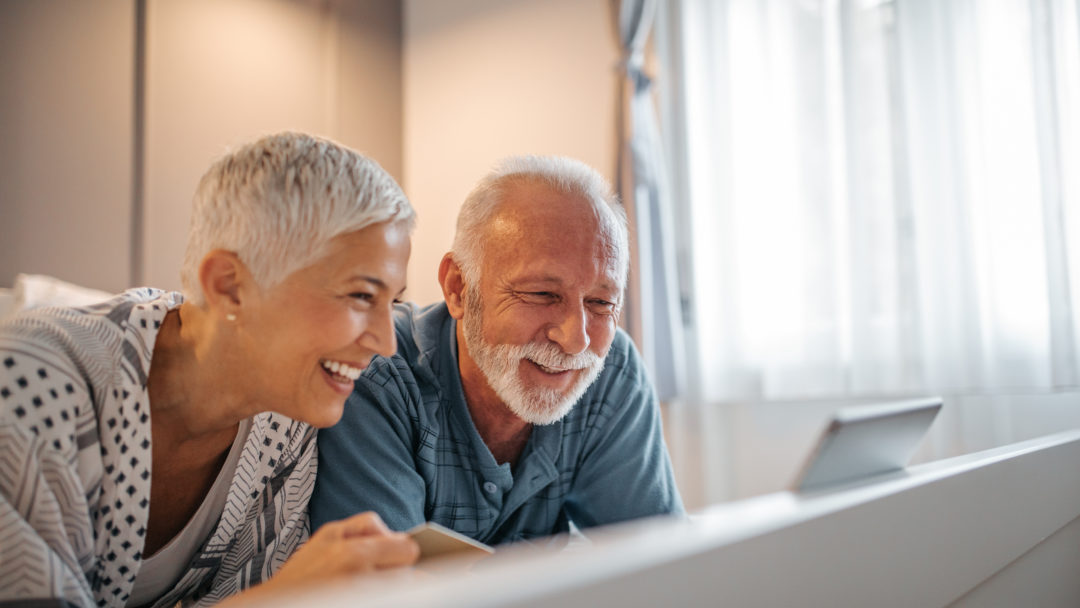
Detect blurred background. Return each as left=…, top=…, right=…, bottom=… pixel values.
left=3, top=0, right=1079, bottom=511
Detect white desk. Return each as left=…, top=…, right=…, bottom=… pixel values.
left=272, top=428, right=1080, bottom=607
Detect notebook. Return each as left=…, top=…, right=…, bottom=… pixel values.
left=790, top=397, right=943, bottom=492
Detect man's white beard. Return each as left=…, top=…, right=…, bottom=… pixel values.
left=461, top=287, right=605, bottom=425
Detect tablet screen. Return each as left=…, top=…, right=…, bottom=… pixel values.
left=791, top=397, right=943, bottom=491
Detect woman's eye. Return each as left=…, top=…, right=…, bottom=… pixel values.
left=350, top=292, right=375, bottom=302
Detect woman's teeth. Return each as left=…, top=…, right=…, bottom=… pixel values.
left=321, top=359, right=362, bottom=381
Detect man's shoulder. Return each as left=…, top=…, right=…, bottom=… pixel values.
left=388, top=300, right=450, bottom=359
left=596, top=327, right=648, bottom=385
left=355, top=301, right=450, bottom=409
left=357, top=348, right=420, bottom=400
left=561, top=328, right=655, bottom=424
left=551, top=329, right=669, bottom=493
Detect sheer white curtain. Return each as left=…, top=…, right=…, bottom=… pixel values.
left=658, top=0, right=1080, bottom=403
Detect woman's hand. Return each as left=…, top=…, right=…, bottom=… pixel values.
left=278, top=511, right=419, bottom=581
left=221, top=511, right=419, bottom=605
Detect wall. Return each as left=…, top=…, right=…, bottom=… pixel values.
left=0, top=0, right=402, bottom=294
left=143, top=0, right=403, bottom=291
left=0, top=0, right=135, bottom=292
left=0, top=0, right=619, bottom=305
left=402, top=0, right=620, bottom=304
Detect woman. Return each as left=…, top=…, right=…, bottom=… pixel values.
left=0, top=132, right=419, bottom=607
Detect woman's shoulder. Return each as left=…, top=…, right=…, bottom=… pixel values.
left=1, top=287, right=182, bottom=351
left=2, top=288, right=179, bottom=390
left=248, top=412, right=318, bottom=469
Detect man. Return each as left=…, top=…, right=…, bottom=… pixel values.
left=311, top=155, right=683, bottom=545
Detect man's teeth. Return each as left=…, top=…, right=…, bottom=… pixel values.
left=534, top=361, right=569, bottom=374
left=321, top=359, right=362, bottom=381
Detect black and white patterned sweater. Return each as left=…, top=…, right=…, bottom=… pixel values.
left=0, top=289, right=316, bottom=607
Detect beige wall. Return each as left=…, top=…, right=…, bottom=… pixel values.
left=0, top=0, right=617, bottom=306
left=402, top=0, right=620, bottom=304
left=143, top=0, right=403, bottom=291
left=0, top=0, right=135, bottom=292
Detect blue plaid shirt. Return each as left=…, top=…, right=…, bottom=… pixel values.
left=311, top=302, right=683, bottom=545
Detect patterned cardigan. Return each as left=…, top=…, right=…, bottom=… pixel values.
left=0, top=289, right=316, bottom=607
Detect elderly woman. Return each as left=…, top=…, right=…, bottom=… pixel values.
left=0, top=132, right=419, bottom=607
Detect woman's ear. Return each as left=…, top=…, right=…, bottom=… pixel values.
left=439, top=253, right=467, bottom=320
left=198, top=249, right=248, bottom=319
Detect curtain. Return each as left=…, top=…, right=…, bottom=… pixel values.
left=616, top=0, right=687, bottom=401
left=658, top=0, right=1080, bottom=403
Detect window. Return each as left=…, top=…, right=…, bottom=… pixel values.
left=657, top=0, right=1080, bottom=402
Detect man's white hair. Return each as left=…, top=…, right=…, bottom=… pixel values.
left=180, top=132, right=415, bottom=304
left=450, top=155, right=629, bottom=288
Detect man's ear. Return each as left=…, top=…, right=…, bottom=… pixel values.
left=198, top=249, right=249, bottom=319
left=439, top=253, right=467, bottom=320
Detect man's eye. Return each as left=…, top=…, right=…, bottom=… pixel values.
left=589, top=300, right=617, bottom=313
left=520, top=291, right=556, bottom=301
left=350, top=292, right=375, bottom=302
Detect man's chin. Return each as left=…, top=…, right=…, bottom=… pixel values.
left=502, top=364, right=604, bottom=425
left=504, top=393, right=577, bottom=425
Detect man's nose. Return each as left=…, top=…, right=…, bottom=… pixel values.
left=546, top=303, right=589, bottom=355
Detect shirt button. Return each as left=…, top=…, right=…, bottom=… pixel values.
left=483, top=481, right=498, bottom=494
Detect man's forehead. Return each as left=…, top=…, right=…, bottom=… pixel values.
left=499, top=178, right=592, bottom=211
left=484, top=249, right=625, bottom=296
left=486, top=184, right=596, bottom=235
left=501, top=267, right=622, bottom=290
left=482, top=217, right=610, bottom=261
left=476, top=179, right=626, bottom=283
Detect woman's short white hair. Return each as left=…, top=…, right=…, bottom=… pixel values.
left=451, top=155, right=628, bottom=288
left=180, top=132, right=415, bottom=304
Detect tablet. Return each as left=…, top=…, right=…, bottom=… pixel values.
left=790, top=397, right=943, bottom=492
left=408, top=521, right=495, bottom=561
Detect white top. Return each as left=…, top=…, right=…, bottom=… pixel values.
left=129, top=418, right=253, bottom=606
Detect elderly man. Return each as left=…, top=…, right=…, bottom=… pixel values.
left=311, top=155, right=683, bottom=545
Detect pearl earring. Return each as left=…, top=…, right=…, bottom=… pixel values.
left=226, top=313, right=237, bottom=322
